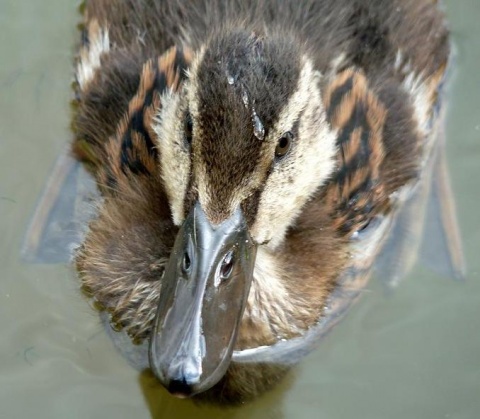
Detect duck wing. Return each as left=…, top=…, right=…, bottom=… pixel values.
left=22, top=46, right=192, bottom=263
left=375, top=109, right=466, bottom=287
left=21, top=151, right=99, bottom=263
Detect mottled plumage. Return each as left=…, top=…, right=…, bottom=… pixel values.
left=70, top=0, right=452, bottom=404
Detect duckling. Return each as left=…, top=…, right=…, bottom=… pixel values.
left=68, top=0, right=455, bottom=403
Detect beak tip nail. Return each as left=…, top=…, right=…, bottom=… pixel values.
left=167, top=378, right=196, bottom=398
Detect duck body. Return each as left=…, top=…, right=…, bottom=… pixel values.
left=72, top=0, right=450, bottom=403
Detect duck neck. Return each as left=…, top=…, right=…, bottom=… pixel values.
left=237, top=246, right=325, bottom=349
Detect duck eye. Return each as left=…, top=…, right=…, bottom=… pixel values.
left=184, top=111, right=193, bottom=145
left=275, top=132, right=293, bottom=158
left=351, top=216, right=382, bottom=241
left=357, top=219, right=371, bottom=233
left=219, top=250, right=235, bottom=281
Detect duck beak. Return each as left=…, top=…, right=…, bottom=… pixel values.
left=149, top=202, right=256, bottom=397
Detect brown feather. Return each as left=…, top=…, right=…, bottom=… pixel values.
left=76, top=47, right=192, bottom=341
left=322, top=68, right=390, bottom=235
left=70, top=0, right=450, bottom=404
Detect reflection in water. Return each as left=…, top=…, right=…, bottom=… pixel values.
left=138, top=369, right=293, bottom=418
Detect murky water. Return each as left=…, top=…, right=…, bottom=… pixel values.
left=1, top=1, right=479, bottom=418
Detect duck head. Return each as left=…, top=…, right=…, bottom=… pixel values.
left=149, top=30, right=338, bottom=396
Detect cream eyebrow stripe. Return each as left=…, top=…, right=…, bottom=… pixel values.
left=251, top=58, right=338, bottom=248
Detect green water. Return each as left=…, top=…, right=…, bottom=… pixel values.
left=1, top=1, right=479, bottom=418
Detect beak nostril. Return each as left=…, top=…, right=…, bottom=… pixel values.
left=182, top=251, right=191, bottom=274
left=220, top=250, right=235, bottom=281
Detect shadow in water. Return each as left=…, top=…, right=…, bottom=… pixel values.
left=138, top=367, right=297, bottom=419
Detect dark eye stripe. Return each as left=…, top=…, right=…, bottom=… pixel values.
left=183, top=111, right=193, bottom=146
